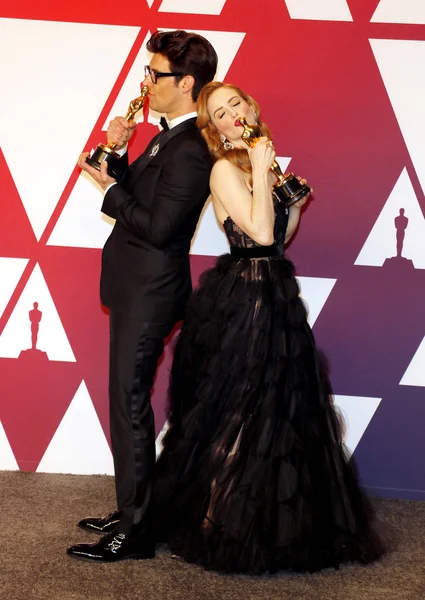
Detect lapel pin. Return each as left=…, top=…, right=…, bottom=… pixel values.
left=149, top=143, right=160, bottom=157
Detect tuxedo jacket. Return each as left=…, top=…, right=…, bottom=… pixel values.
left=100, top=117, right=212, bottom=333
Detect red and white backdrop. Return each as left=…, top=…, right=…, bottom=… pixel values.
left=1, top=0, right=425, bottom=499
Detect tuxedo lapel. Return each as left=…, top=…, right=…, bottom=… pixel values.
left=132, top=117, right=197, bottom=179
left=130, top=131, right=162, bottom=178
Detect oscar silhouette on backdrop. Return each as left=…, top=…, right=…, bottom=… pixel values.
left=18, top=302, right=48, bottom=361
left=383, top=207, right=414, bottom=271
left=395, top=208, right=408, bottom=258
left=30, top=302, right=42, bottom=349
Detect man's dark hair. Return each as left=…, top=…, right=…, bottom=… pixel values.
left=146, top=30, right=218, bottom=101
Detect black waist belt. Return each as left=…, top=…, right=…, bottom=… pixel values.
left=230, top=244, right=278, bottom=259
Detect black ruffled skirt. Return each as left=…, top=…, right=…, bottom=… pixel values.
left=154, top=253, right=385, bottom=574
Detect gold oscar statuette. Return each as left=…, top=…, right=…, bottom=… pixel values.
left=86, top=85, right=149, bottom=176
left=239, top=116, right=311, bottom=206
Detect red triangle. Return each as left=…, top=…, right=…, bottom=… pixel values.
left=39, top=247, right=111, bottom=441
left=0, top=357, right=81, bottom=471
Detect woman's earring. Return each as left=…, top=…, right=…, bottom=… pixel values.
left=220, top=133, right=234, bottom=151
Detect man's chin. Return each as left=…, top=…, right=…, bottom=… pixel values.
left=149, top=101, right=161, bottom=113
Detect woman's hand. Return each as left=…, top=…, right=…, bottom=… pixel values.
left=247, top=137, right=276, bottom=175
left=291, top=177, right=313, bottom=209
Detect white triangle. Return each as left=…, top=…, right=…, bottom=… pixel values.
left=284, top=0, right=353, bottom=21
left=0, top=257, right=29, bottom=319
left=297, top=276, right=337, bottom=327
left=275, top=156, right=292, bottom=175
left=191, top=157, right=292, bottom=257
left=333, top=395, right=382, bottom=455
left=159, top=29, right=246, bottom=83
left=371, top=0, right=425, bottom=24
left=0, top=18, right=140, bottom=240
left=370, top=38, right=425, bottom=195
left=355, top=168, right=425, bottom=269
left=190, top=197, right=229, bottom=257
left=400, top=336, right=425, bottom=387
left=47, top=171, right=114, bottom=249
left=0, top=263, right=75, bottom=361
left=158, top=0, right=228, bottom=14
left=0, top=421, right=19, bottom=470
left=37, top=380, right=114, bottom=475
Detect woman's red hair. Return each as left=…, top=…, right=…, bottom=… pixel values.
left=196, top=82, right=271, bottom=180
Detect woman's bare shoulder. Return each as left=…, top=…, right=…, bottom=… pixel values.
left=211, top=158, right=241, bottom=175
left=211, top=159, right=245, bottom=186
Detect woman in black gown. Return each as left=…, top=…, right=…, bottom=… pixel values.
left=155, top=82, right=385, bottom=574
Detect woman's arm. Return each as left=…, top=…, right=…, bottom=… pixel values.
left=284, top=179, right=312, bottom=244
left=210, top=138, right=276, bottom=246
left=285, top=204, right=302, bottom=244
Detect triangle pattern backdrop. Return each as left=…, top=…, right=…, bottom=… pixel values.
left=0, top=0, right=425, bottom=500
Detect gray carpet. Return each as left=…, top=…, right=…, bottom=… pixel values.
left=2, top=471, right=424, bottom=600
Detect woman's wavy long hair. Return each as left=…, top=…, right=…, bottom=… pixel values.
left=196, top=82, right=271, bottom=180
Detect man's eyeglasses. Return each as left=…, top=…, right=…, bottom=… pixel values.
left=144, top=65, right=184, bottom=85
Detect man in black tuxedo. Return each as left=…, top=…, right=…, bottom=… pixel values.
left=67, top=30, right=217, bottom=563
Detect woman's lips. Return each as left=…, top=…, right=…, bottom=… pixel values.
left=234, top=119, right=241, bottom=126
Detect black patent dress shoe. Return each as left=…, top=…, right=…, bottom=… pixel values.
left=67, top=530, right=155, bottom=563
left=78, top=511, right=122, bottom=534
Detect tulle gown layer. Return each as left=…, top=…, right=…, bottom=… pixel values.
left=155, top=198, right=384, bottom=574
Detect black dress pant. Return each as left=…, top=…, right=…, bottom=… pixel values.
left=109, top=311, right=171, bottom=535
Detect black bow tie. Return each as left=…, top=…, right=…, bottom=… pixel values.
left=160, top=116, right=169, bottom=132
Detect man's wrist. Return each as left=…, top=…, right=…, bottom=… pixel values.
left=115, top=144, right=127, bottom=157
left=104, top=182, right=118, bottom=195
